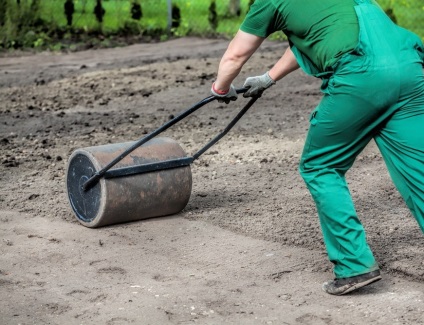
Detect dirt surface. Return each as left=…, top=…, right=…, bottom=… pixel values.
left=1, top=38, right=423, bottom=324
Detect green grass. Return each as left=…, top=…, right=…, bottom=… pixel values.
left=39, top=0, right=137, bottom=32
left=378, top=0, right=424, bottom=37
left=1, top=0, right=423, bottom=49
left=34, top=0, right=253, bottom=36
left=38, top=0, right=424, bottom=39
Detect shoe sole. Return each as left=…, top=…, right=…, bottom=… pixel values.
left=339, top=275, right=382, bottom=295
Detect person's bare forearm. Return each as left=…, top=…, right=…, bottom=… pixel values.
left=214, top=55, right=244, bottom=92
left=268, top=46, right=300, bottom=81
left=212, top=32, right=299, bottom=100
left=214, top=30, right=265, bottom=92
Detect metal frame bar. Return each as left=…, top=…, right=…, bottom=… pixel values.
left=83, top=88, right=258, bottom=190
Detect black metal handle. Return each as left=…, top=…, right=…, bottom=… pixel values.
left=83, top=87, right=257, bottom=191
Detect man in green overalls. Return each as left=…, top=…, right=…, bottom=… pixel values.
left=211, top=0, right=424, bottom=295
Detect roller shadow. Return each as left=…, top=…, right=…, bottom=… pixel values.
left=183, top=187, right=258, bottom=214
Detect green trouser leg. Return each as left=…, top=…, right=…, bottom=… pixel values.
left=300, top=86, right=384, bottom=278
left=299, top=1, right=424, bottom=278
left=375, top=62, right=424, bottom=233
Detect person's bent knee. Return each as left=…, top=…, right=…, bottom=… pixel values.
left=299, top=161, right=316, bottom=184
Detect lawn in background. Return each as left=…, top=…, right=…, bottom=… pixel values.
left=1, top=0, right=423, bottom=50
left=36, top=0, right=253, bottom=36
left=378, top=0, right=424, bottom=37
left=37, top=0, right=424, bottom=39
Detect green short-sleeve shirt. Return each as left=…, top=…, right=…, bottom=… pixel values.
left=240, top=0, right=359, bottom=73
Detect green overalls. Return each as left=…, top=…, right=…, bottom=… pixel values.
left=298, top=0, right=424, bottom=278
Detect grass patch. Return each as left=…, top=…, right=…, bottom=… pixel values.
left=0, top=0, right=422, bottom=50
left=378, top=0, right=424, bottom=37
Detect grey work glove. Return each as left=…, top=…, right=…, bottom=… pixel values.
left=211, top=83, right=238, bottom=104
left=243, top=72, right=276, bottom=97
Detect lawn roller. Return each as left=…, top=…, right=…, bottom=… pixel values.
left=66, top=88, right=260, bottom=228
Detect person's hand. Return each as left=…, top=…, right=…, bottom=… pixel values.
left=211, top=83, right=238, bottom=104
left=243, top=72, right=276, bottom=97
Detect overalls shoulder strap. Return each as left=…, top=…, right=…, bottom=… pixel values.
left=354, top=0, right=424, bottom=66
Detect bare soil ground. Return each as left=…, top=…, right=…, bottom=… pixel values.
left=1, top=38, right=423, bottom=325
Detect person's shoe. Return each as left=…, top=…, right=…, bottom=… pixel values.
left=322, top=270, right=382, bottom=295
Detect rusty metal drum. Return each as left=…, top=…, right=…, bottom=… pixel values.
left=66, top=137, right=192, bottom=228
